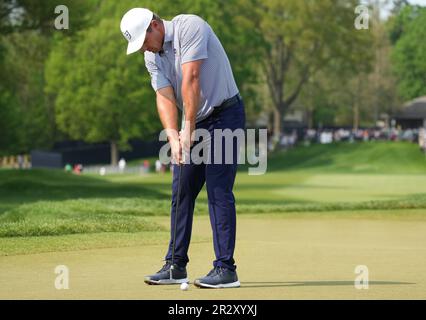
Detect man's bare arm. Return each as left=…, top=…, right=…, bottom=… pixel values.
left=156, top=86, right=183, bottom=163
left=156, top=86, right=179, bottom=141
left=181, top=60, right=202, bottom=133
left=180, top=60, right=202, bottom=156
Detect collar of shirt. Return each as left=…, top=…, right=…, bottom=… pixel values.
left=163, top=20, right=174, bottom=43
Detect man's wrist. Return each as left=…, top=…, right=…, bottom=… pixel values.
left=183, top=119, right=196, bottom=132
left=165, top=128, right=179, bottom=143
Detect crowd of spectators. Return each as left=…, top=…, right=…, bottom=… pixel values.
left=273, top=127, right=426, bottom=151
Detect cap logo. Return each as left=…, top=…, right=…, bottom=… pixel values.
left=123, top=30, right=132, bottom=41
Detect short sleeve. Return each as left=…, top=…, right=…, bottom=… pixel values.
left=144, top=54, right=172, bottom=92
left=178, top=16, right=209, bottom=64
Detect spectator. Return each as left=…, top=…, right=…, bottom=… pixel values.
left=143, top=160, right=150, bottom=173
left=362, top=130, right=369, bottom=142
left=17, top=155, right=24, bottom=169
left=155, top=159, right=162, bottom=173
left=419, top=128, right=426, bottom=152
left=65, top=163, right=72, bottom=173
left=118, top=158, right=127, bottom=173
left=73, top=164, right=81, bottom=175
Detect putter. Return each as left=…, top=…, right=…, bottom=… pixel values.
left=170, top=161, right=183, bottom=280
left=170, top=112, right=186, bottom=281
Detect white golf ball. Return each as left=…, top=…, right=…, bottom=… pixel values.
left=180, top=282, right=189, bottom=291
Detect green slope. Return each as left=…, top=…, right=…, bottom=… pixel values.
left=267, top=141, right=426, bottom=173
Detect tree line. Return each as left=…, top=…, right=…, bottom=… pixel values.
left=0, top=0, right=425, bottom=164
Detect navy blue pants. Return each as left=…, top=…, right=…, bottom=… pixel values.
left=164, top=97, right=246, bottom=271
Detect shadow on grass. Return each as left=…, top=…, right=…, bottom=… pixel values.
left=234, top=184, right=351, bottom=191
left=145, top=182, right=320, bottom=206
left=239, top=280, right=415, bottom=289
left=0, top=169, right=168, bottom=214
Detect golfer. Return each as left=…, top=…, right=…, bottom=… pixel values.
left=120, top=8, right=245, bottom=288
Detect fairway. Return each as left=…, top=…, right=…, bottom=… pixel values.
left=1, top=142, right=426, bottom=299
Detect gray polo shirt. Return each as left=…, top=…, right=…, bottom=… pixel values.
left=144, top=14, right=239, bottom=122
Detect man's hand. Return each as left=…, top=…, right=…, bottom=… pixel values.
left=155, top=87, right=181, bottom=164
left=169, top=135, right=182, bottom=165
left=179, top=120, right=195, bottom=163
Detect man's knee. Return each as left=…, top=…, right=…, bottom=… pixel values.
left=207, top=186, right=235, bottom=205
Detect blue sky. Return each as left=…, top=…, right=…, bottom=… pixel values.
left=358, top=0, right=426, bottom=19
left=376, top=0, right=426, bottom=18
left=408, top=0, right=426, bottom=5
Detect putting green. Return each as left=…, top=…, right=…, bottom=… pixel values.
left=1, top=213, right=425, bottom=299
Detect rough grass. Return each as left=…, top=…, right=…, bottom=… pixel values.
left=0, top=212, right=164, bottom=237
left=0, top=231, right=171, bottom=256
left=0, top=171, right=167, bottom=237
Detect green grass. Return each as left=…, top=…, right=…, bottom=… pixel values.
left=0, top=208, right=164, bottom=237
left=0, top=231, right=170, bottom=256
left=266, top=141, right=426, bottom=173
left=1, top=141, right=425, bottom=255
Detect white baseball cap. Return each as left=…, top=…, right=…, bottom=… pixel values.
left=120, top=8, right=154, bottom=55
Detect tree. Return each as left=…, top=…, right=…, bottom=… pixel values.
left=0, top=0, right=98, bottom=156
left=43, top=0, right=265, bottom=165
left=391, top=6, right=426, bottom=101
left=0, top=0, right=95, bottom=35
left=391, top=0, right=409, bottom=14
left=45, top=18, right=159, bottom=165
left=2, top=31, right=57, bottom=151
left=0, top=88, right=21, bottom=155
left=322, top=1, right=400, bottom=130
left=366, top=3, right=400, bottom=124
left=245, top=0, right=373, bottom=145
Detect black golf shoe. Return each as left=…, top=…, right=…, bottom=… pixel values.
left=194, top=267, right=240, bottom=289
left=144, top=261, right=188, bottom=285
